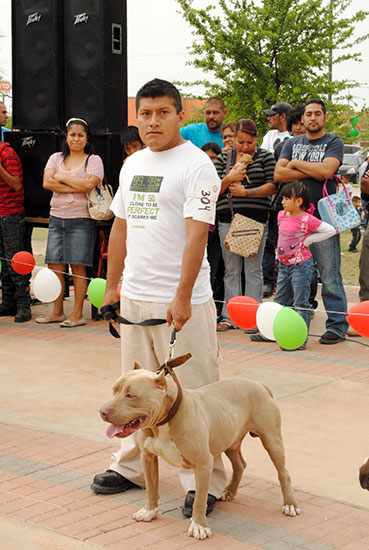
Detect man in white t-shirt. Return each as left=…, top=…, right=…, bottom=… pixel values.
left=261, top=101, right=292, bottom=153
left=91, top=79, right=225, bottom=517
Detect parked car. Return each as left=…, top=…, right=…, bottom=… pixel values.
left=344, top=144, right=361, bottom=154
left=339, top=152, right=367, bottom=184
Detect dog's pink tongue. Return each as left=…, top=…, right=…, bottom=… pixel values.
left=106, top=424, right=125, bottom=439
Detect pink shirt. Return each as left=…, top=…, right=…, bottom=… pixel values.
left=44, top=153, right=104, bottom=219
left=277, top=210, right=321, bottom=265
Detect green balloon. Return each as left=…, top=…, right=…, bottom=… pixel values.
left=350, top=127, right=360, bottom=137
left=88, top=278, right=107, bottom=308
left=273, top=307, right=308, bottom=350
left=350, top=116, right=359, bottom=127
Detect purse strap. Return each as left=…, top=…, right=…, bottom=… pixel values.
left=322, top=174, right=351, bottom=206
left=225, top=149, right=237, bottom=216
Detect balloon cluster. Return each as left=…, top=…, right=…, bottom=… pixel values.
left=227, top=296, right=307, bottom=349
left=349, top=115, right=361, bottom=138
left=8, top=250, right=109, bottom=306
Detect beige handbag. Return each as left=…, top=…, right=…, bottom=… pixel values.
left=224, top=213, right=265, bottom=258
left=223, top=151, right=265, bottom=258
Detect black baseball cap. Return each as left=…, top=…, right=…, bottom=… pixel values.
left=263, top=102, right=292, bottom=116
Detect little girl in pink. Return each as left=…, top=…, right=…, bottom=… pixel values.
left=274, top=181, right=335, bottom=349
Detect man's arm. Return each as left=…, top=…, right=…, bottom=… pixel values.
left=286, top=157, right=340, bottom=180
left=274, top=158, right=307, bottom=182
left=0, top=157, right=22, bottom=191
left=166, top=218, right=209, bottom=331
left=102, top=216, right=127, bottom=309
left=361, top=166, right=369, bottom=195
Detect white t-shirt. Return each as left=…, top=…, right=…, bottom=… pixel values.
left=261, top=129, right=290, bottom=153
left=111, top=141, right=221, bottom=304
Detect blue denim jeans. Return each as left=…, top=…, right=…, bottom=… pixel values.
left=274, top=257, right=313, bottom=330
left=0, top=213, right=30, bottom=307
left=218, top=221, right=267, bottom=324
left=310, top=234, right=348, bottom=337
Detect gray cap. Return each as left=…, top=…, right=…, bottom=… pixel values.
left=263, top=102, right=292, bottom=116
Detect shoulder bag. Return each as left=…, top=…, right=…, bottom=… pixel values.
left=85, top=155, right=114, bottom=221
left=317, top=175, right=361, bottom=233
left=223, top=150, right=265, bottom=258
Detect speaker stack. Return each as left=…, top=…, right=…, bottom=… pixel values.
left=10, top=0, right=127, bottom=217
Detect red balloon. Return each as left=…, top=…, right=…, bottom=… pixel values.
left=347, top=301, right=369, bottom=337
left=356, top=124, right=361, bottom=131
left=11, top=251, right=35, bottom=275
left=227, top=295, right=259, bottom=329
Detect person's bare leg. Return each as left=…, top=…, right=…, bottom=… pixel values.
left=67, top=264, right=88, bottom=323
left=37, top=263, right=65, bottom=320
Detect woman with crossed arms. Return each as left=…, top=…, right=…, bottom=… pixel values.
left=36, top=117, right=104, bottom=327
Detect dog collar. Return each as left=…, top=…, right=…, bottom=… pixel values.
left=156, top=353, right=191, bottom=426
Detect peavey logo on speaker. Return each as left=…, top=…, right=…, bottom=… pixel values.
left=26, top=13, right=42, bottom=25
left=21, top=137, right=36, bottom=148
left=74, top=13, right=89, bottom=25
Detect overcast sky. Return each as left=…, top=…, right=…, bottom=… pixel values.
left=0, top=0, right=368, bottom=107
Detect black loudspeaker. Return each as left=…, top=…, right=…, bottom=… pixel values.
left=63, top=0, right=127, bottom=133
left=12, top=0, right=63, bottom=131
left=6, top=131, right=59, bottom=218
left=90, top=133, right=123, bottom=193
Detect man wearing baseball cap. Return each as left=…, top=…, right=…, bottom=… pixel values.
left=261, top=101, right=292, bottom=153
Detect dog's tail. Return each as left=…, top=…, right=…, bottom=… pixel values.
left=261, top=383, right=274, bottom=399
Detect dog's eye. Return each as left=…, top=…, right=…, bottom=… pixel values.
left=126, top=392, right=135, bottom=400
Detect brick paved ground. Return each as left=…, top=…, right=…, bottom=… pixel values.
left=1, top=286, right=369, bottom=549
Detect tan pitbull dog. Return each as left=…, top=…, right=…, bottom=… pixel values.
left=99, top=355, right=300, bottom=540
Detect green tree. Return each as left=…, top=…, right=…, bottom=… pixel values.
left=176, top=0, right=369, bottom=131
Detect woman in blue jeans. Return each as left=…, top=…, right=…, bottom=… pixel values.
left=214, top=118, right=276, bottom=331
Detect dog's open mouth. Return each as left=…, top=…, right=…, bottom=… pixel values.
left=106, top=416, right=147, bottom=439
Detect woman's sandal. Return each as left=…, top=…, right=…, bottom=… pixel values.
left=216, top=320, right=234, bottom=332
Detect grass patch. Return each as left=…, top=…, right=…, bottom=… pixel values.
left=340, top=228, right=363, bottom=285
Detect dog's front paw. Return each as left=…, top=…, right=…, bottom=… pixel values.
left=282, top=504, right=300, bottom=517
left=188, top=520, right=212, bottom=540
left=220, top=489, right=235, bottom=501
left=133, top=507, right=158, bottom=522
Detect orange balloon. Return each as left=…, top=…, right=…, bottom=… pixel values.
left=11, top=251, right=35, bottom=275
left=347, top=301, right=369, bottom=337
left=227, top=295, right=259, bottom=329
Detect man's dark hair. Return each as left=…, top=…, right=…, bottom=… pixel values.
left=136, top=78, right=183, bottom=114
left=205, top=97, right=225, bottom=110
left=201, top=142, right=222, bottom=155
left=304, top=98, right=326, bottom=114
left=286, top=105, right=304, bottom=133
left=121, top=126, right=143, bottom=146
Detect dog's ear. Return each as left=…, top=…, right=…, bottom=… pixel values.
left=154, top=370, right=167, bottom=390
left=133, top=362, right=143, bottom=370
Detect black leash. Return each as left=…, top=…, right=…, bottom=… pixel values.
left=101, top=301, right=167, bottom=338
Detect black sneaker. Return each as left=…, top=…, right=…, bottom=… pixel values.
left=90, top=470, right=140, bottom=494
left=14, top=307, right=32, bottom=323
left=182, top=490, right=216, bottom=518
left=319, top=330, right=345, bottom=344
left=0, top=303, right=16, bottom=316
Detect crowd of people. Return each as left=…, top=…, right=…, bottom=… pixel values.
left=0, top=93, right=367, bottom=341
left=1, top=79, right=368, bottom=519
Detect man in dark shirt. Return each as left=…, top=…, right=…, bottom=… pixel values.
left=274, top=98, right=348, bottom=344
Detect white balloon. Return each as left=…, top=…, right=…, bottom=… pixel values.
left=32, top=268, right=62, bottom=303
left=256, top=302, right=283, bottom=341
